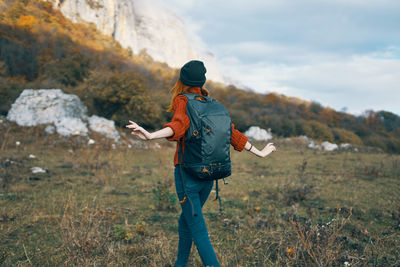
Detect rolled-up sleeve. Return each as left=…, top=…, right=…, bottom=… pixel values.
left=231, top=123, right=248, bottom=151
left=163, top=95, right=190, bottom=141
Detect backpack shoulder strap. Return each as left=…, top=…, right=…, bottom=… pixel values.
left=181, top=93, right=199, bottom=100
left=182, top=93, right=214, bottom=103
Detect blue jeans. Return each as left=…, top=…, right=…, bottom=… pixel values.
left=174, top=165, right=220, bottom=267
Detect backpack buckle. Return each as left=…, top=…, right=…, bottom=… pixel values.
left=180, top=196, right=187, bottom=204
left=195, top=96, right=207, bottom=101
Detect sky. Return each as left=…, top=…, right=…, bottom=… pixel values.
left=159, top=0, right=400, bottom=116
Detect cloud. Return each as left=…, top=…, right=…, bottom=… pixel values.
left=159, top=0, right=400, bottom=115
left=213, top=41, right=341, bottom=64
left=219, top=51, right=400, bottom=115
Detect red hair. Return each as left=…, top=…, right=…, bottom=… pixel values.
left=167, top=79, right=209, bottom=112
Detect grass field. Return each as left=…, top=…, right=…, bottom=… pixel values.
left=1, top=121, right=399, bottom=266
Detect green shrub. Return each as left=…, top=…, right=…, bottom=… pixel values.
left=75, top=71, right=162, bottom=128
left=43, top=51, right=90, bottom=86
left=362, top=134, right=386, bottom=151
left=301, top=120, right=334, bottom=142
left=113, top=224, right=134, bottom=241
left=152, top=182, right=177, bottom=211
left=332, top=128, right=363, bottom=145
left=0, top=77, right=24, bottom=115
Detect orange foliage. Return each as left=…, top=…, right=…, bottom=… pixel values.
left=364, top=110, right=379, bottom=127
left=320, top=108, right=340, bottom=126
left=264, top=93, right=280, bottom=104
left=17, top=15, right=39, bottom=28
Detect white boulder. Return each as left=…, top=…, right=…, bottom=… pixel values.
left=340, top=143, right=351, bottom=149
left=321, top=141, right=338, bottom=151
left=151, top=142, right=161, bottom=149
left=31, top=167, right=46, bottom=173
left=299, top=136, right=339, bottom=151
left=7, top=89, right=88, bottom=126
left=45, top=125, right=56, bottom=134
left=7, top=89, right=121, bottom=140
left=245, top=126, right=273, bottom=141
left=88, top=115, right=120, bottom=140
left=299, top=135, right=311, bottom=142
left=308, top=140, right=321, bottom=150
left=55, top=117, right=88, bottom=136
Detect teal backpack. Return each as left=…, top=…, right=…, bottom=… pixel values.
left=178, top=93, right=232, bottom=215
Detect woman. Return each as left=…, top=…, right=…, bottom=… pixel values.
left=126, top=60, right=276, bottom=267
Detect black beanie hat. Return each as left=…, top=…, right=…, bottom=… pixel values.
left=180, top=60, right=207, bottom=87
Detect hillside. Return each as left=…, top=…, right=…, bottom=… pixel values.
left=1, top=0, right=400, bottom=153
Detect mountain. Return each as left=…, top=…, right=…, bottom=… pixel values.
left=1, top=0, right=400, bottom=153
left=46, top=0, right=224, bottom=83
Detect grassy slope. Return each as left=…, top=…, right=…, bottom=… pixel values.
left=0, top=121, right=399, bottom=266
left=1, top=0, right=400, bottom=154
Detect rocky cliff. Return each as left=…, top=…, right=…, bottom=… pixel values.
left=47, top=0, right=224, bottom=83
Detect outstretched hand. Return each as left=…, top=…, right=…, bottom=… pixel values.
left=125, top=120, right=152, bottom=140
left=260, top=143, right=276, bottom=158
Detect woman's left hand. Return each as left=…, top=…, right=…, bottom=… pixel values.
left=260, top=143, right=276, bottom=157
left=126, top=120, right=152, bottom=140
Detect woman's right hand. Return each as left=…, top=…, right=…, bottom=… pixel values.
left=125, top=120, right=152, bottom=140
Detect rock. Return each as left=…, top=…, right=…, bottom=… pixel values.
left=299, top=135, right=311, bottom=142
left=88, top=139, right=95, bottom=145
left=151, top=142, right=161, bottom=149
left=340, top=143, right=351, bottom=149
left=321, top=141, right=338, bottom=151
left=55, top=117, right=88, bottom=136
left=88, top=115, right=120, bottom=140
left=7, top=89, right=88, bottom=126
left=128, top=139, right=148, bottom=149
left=45, top=125, right=56, bottom=134
left=308, top=140, right=321, bottom=150
left=7, top=89, right=121, bottom=140
left=49, top=0, right=224, bottom=83
left=298, top=135, right=320, bottom=149
left=244, top=126, right=273, bottom=141
left=31, top=167, right=46, bottom=173
left=302, top=136, right=338, bottom=151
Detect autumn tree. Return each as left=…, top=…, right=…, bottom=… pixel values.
left=75, top=71, right=162, bottom=128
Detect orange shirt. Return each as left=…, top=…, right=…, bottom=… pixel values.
left=163, top=87, right=248, bottom=166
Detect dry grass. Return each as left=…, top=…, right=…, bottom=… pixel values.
left=0, top=121, right=399, bottom=266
